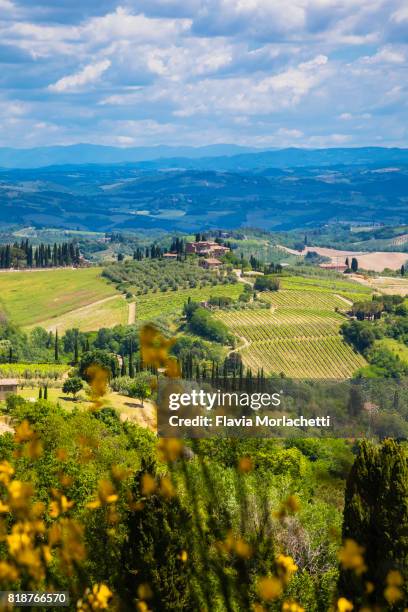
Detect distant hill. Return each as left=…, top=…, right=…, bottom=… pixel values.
left=0, top=144, right=408, bottom=170
left=1, top=161, right=407, bottom=232
left=0, top=144, right=259, bottom=169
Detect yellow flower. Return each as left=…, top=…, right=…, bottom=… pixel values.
left=137, top=583, right=153, bottom=600
left=140, top=324, right=175, bottom=369
left=0, top=461, right=14, bottom=485
left=338, top=539, right=366, bottom=575
left=282, top=602, right=304, bottom=612
left=387, top=569, right=403, bottom=586
left=277, top=554, right=298, bottom=583
left=365, top=581, right=374, bottom=594
left=14, top=420, right=34, bottom=443
left=384, top=585, right=403, bottom=605
left=49, top=501, right=60, bottom=518
left=159, top=476, right=175, bottom=498
left=157, top=438, right=184, bottom=462
left=141, top=473, right=156, bottom=496
left=284, top=495, right=301, bottom=513
left=0, top=560, right=19, bottom=582
left=238, top=456, right=253, bottom=473
left=336, top=597, right=353, bottom=612
left=234, top=538, right=252, bottom=559
left=87, top=480, right=118, bottom=509
left=257, top=576, right=283, bottom=601
left=91, top=584, right=112, bottom=609
left=178, top=550, right=188, bottom=562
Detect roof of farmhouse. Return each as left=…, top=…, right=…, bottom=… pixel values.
left=0, top=379, right=18, bottom=385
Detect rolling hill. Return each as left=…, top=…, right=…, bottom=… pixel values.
left=1, top=156, right=408, bottom=232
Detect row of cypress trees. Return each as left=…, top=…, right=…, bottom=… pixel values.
left=0, top=240, right=81, bottom=269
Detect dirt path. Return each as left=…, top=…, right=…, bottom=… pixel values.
left=335, top=294, right=353, bottom=306
left=128, top=301, right=136, bottom=325
left=233, top=268, right=254, bottom=286
left=227, top=333, right=251, bottom=357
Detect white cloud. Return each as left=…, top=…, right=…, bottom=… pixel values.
left=0, top=0, right=15, bottom=10
left=276, top=128, right=303, bottom=138
left=391, top=5, right=408, bottom=23
left=83, top=7, right=191, bottom=44
left=49, top=59, right=111, bottom=92
left=361, top=46, right=405, bottom=64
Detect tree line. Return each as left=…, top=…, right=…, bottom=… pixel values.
left=0, top=240, right=81, bottom=269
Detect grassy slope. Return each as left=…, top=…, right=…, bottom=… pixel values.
left=376, top=338, right=408, bottom=364
left=0, top=268, right=118, bottom=327
left=17, top=387, right=156, bottom=430
left=216, top=276, right=368, bottom=379
left=36, top=295, right=129, bottom=333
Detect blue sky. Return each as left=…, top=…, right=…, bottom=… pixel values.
left=0, top=0, right=407, bottom=148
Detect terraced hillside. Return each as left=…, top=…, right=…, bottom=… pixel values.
left=215, top=278, right=368, bottom=378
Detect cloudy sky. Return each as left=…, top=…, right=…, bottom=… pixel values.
left=0, top=0, right=407, bottom=148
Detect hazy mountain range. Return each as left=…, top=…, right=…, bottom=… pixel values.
left=0, top=145, right=408, bottom=170
left=0, top=146, right=407, bottom=232
left=0, top=144, right=259, bottom=169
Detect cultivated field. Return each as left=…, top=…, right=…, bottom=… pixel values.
left=303, top=246, right=408, bottom=272
left=0, top=362, right=69, bottom=381
left=279, top=245, right=408, bottom=272
left=0, top=267, right=119, bottom=328
left=215, top=280, right=367, bottom=378
left=350, top=274, right=408, bottom=297
left=136, top=283, right=243, bottom=321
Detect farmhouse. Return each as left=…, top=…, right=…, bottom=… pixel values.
left=319, top=263, right=348, bottom=272
left=163, top=253, right=178, bottom=259
left=186, top=241, right=230, bottom=257
left=200, top=258, right=223, bottom=269
left=0, top=378, right=18, bottom=400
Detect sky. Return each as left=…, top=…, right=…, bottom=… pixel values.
left=0, top=0, right=407, bottom=149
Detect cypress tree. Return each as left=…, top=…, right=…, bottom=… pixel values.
left=338, top=439, right=408, bottom=609
left=121, top=464, right=194, bottom=609
left=38, top=387, right=43, bottom=399
left=54, top=330, right=59, bottom=362
left=129, top=339, right=135, bottom=377
left=44, top=385, right=48, bottom=400
left=74, top=331, right=79, bottom=364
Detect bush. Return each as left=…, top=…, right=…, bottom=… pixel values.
left=254, top=275, right=280, bottom=292
left=189, top=308, right=232, bottom=344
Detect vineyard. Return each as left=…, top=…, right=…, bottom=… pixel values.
left=215, top=283, right=367, bottom=378
left=0, top=362, right=69, bottom=381
left=135, top=283, right=243, bottom=321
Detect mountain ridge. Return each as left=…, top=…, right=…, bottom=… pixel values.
left=1, top=144, right=408, bottom=170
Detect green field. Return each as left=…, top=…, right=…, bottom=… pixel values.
left=37, top=295, right=129, bottom=333
left=376, top=338, right=408, bottom=364
left=215, top=282, right=367, bottom=378
left=0, top=268, right=118, bottom=328
left=135, top=283, right=243, bottom=321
